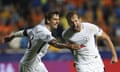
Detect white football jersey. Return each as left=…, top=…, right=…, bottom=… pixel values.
left=62, top=22, right=104, bottom=67
left=20, top=24, right=54, bottom=63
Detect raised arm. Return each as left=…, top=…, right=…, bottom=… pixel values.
left=4, top=28, right=31, bottom=42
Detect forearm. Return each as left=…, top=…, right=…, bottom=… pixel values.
left=100, top=32, right=118, bottom=63
left=100, top=32, right=117, bottom=57
left=11, top=29, right=28, bottom=37
left=48, top=39, right=74, bottom=49
left=4, top=29, right=28, bottom=42
left=105, top=38, right=117, bottom=57
left=12, top=30, right=24, bottom=37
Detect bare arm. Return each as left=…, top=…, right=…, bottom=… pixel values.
left=11, top=28, right=29, bottom=37
left=99, top=32, right=118, bottom=64
left=4, top=28, right=28, bottom=42
left=48, top=39, right=80, bottom=50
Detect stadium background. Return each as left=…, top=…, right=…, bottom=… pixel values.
left=0, top=0, right=120, bottom=72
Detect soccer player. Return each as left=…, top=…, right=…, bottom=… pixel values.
left=62, top=11, right=118, bottom=72
left=4, top=10, right=81, bottom=72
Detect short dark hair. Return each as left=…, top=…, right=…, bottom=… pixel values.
left=66, top=11, right=79, bottom=24
left=45, top=10, right=60, bottom=24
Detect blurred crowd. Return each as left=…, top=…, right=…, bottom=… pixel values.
left=0, top=0, right=120, bottom=53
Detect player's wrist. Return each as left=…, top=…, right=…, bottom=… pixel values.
left=71, top=44, right=73, bottom=49
left=112, top=52, right=117, bottom=57
left=112, top=54, right=118, bottom=58
left=66, top=44, right=74, bottom=49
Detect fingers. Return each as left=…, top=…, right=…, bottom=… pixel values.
left=111, top=60, right=118, bottom=64
left=110, top=58, right=118, bottom=64
left=111, top=61, right=116, bottom=64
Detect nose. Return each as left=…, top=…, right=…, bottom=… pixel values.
left=73, top=20, right=78, bottom=26
left=74, top=19, right=78, bottom=23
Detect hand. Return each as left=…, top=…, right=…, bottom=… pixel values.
left=71, top=44, right=83, bottom=50
left=110, top=56, right=118, bottom=64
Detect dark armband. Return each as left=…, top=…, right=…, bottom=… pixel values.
left=23, top=28, right=28, bottom=36
left=4, top=35, right=15, bottom=43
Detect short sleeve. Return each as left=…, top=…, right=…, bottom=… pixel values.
left=92, top=24, right=103, bottom=36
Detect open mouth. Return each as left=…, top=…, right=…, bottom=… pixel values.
left=74, top=26, right=80, bottom=31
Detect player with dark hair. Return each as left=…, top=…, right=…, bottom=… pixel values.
left=62, top=11, right=118, bottom=72
left=4, top=10, right=81, bottom=72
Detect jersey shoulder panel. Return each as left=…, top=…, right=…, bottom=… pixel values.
left=34, top=24, right=54, bottom=42
left=62, top=28, right=75, bottom=41
left=82, top=22, right=103, bottom=36
left=35, top=24, right=50, bottom=34
left=81, top=22, right=96, bottom=30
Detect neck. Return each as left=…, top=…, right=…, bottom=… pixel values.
left=79, top=23, right=82, bottom=32
left=74, top=23, right=82, bottom=32
left=46, top=24, right=51, bottom=31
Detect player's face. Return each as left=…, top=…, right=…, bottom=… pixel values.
left=49, top=14, right=60, bottom=29
left=70, top=14, right=81, bottom=32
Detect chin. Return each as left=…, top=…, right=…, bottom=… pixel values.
left=54, top=27, right=58, bottom=29
left=73, top=29, right=79, bottom=32
left=74, top=27, right=80, bottom=32
left=53, top=26, right=58, bottom=29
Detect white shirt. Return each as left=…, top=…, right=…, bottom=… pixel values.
left=62, top=22, right=104, bottom=67
left=20, top=24, right=54, bottom=63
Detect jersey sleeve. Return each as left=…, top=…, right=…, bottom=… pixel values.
left=62, top=28, right=74, bottom=42
left=91, top=24, right=103, bottom=36
left=12, top=28, right=32, bottom=37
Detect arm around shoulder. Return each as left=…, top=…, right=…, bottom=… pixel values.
left=48, top=39, right=81, bottom=50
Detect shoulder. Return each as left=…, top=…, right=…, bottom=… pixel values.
left=34, top=24, right=51, bottom=35
left=81, top=22, right=99, bottom=31
left=82, top=22, right=96, bottom=27
left=33, top=24, right=54, bottom=41
left=62, top=28, right=74, bottom=40
left=35, top=24, right=45, bottom=30
left=62, top=28, right=70, bottom=36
